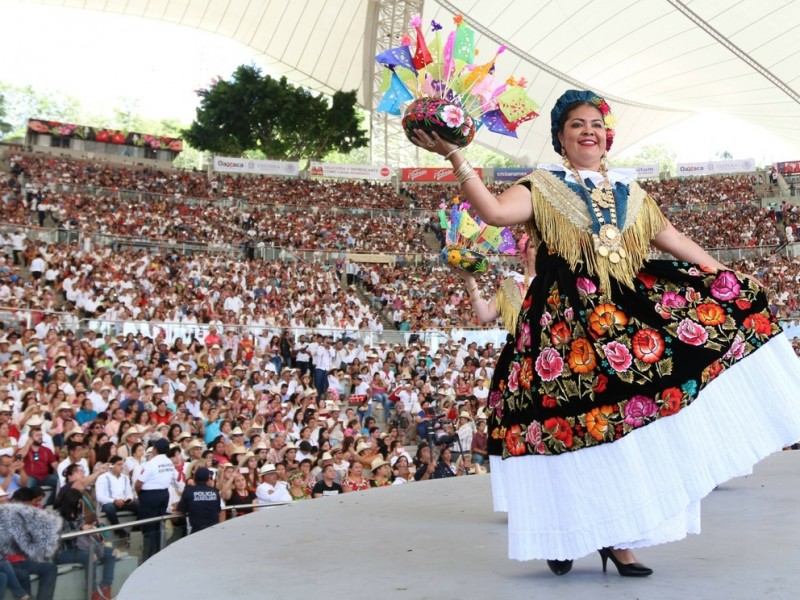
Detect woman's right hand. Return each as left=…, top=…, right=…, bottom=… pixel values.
left=409, top=130, right=458, bottom=158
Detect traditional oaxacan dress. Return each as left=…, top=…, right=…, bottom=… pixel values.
left=486, top=165, right=800, bottom=561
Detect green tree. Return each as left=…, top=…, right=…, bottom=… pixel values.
left=0, top=91, right=11, bottom=136
left=716, top=150, right=733, bottom=160
left=184, top=65, right=368, bottom=163
left=0, top=83, right=82, bottom=138
left=611, top=143, right=677, bottom=175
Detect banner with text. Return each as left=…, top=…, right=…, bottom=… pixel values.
left=676, top=158, right=756, bottom=177
left=310, top=162, right=392, bottom=181
left=401, top=167, right=484, bottom=183
left=493, top=167, right=534, bottom=182
left=213, top=156, right=300, bottom=176
left=634, top=165, right=660, bottom=179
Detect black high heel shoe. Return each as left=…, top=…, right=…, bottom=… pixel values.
left=598, top=547, right=653, bottom=577
left=546, top=559, right=573, bottom=576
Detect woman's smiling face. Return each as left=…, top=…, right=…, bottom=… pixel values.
left=558, top=104, right=606, bottom=171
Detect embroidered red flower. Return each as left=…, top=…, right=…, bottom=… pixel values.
left=544, top=417, right=573, bottom=449
left=696, top=302, right=726, bottom=326
left=541, top=394, right=557, bottom=408
left=659, top=387, right=683, bottom=417
left=592, top=374, right=608, bottom=393
left=743, top=312, right=772, bottom=335
left=519, top=357, right=534, bottom=390
left=735, top=298, right=752, bottom=311
left=636, top=272, right=657, bottom=289
left=631, top=328, right=665, bottom=364
left=703, top=360, right=723, bottom=383
left=550, top=321, right=571, bottom=346
left=505, top=425, right=527, bottom=456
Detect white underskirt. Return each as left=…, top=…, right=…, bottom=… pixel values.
left=488, top=333, right=800, bottom=561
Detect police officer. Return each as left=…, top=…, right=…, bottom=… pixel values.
left=176, top=467, right=221, bottom=534
left=134, top=438, right=177, bottom=560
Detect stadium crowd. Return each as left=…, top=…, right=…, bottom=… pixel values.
left=2, top=149, right=800, bottom=599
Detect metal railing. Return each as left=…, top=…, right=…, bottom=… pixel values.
left=59, top=502, right=286, bottom=600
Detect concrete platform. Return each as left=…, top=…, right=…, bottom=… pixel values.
left=120, top=451, right=800, bottom=600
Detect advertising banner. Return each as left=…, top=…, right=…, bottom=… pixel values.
left=634, top=165, right=660, bottom=179
left=776, top=161, right=800, bottom=175
left=401, top=167, right=484, bottom=182
left=493, top=167, right=534, bottom=182
left=676, top=159, right=756, bottom=177
left=309, top=162, right=392, bottom=181
left=28, top=119, right=183, bottom=152
left=212, top=156, right=300, bottom=176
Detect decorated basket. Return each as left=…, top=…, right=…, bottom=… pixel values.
left=402, top=98, right=476, bottom=147
left=374, top=14, right=539, bottom=145
left=438, top=199, right=518, bottom=274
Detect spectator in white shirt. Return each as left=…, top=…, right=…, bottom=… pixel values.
left=95, top=456, right=138, bottom=535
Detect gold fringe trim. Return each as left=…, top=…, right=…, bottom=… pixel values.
left=495, top=277, right=525, bottom=334
left=521, top=170, right=666, bottom=292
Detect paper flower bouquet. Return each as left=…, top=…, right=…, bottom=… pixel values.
left=375, top=14, right=539, bottom=146
left=439, top=200, right=517, bottom=273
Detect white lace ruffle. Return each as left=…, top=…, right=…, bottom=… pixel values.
left=489, top=333, right=800, bottom=561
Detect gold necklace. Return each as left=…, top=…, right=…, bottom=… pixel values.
left=565, top=163, right=626, bottom=264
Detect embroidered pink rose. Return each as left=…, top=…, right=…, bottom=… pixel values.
left=687, top=267, right=702, bottom=277
left=601, top=341, right=633, bottom=372
left=623, top=395, right=658, bottom=428
left=676, top=318, right=708, bottom=346
left=540, top=311, right=553, bottom=327
left=662, top=291, right=687, bottom=309
left=535, top=347, right=563, bottom=381
left=723, top=335, right=746, bottom=360
left=564, top=306, right=575, bottom=322
left=508, top=362, right=521, bottom=391
left=488, top=390, right=503, bottom=419
left=576, top=277, right=597, bottom=297
left=710, top=271, right=741, bottom=302
left=525, top=420, right=547, bottom=454
left=516, top=323, right=531, bottom=352
left=656, top=291, right=687, bottom=319
left=442, top=104, right=465, bottom=127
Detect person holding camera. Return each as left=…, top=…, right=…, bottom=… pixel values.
left=95, top=456, right=138, bottom=537
left=0, top=454, right=28, bottom=497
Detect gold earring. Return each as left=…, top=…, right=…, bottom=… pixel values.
left=561, top=148, right=572, bottom=170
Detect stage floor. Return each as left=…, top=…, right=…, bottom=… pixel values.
left=120, top=451, right=800, bottom=600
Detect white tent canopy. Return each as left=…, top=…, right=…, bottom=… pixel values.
left=22, top=0, right=800, bottom=164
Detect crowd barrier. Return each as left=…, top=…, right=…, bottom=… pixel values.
left=2, top=307, right=798, bottom=353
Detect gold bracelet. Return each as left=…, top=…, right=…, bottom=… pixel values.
left=460, top=173, right=478, bottom=185
left=467, top=286, right=479, bottom=294
left=444, top=148, right=460, bottom=161
left=453, top=160, right=473, bottom=178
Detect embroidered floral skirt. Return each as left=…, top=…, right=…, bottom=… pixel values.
left=486, top=253, right=800, bottom=560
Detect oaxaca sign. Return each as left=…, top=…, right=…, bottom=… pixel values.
left=212, top=156, right=300, bottom=176
left=676, top=159, right=756, bottom=176
left=401, top=167, right=484, bottom=182
left=309, top=162, right=392, bottom=181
